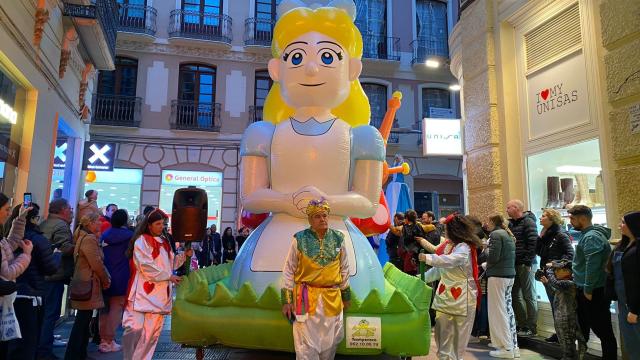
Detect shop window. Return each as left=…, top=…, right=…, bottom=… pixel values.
left=527, top=138, right=606, bottom=303
left=83, top=168, right=143, bottom=218
left=415, top=0, right=448, bottom=58
left=252, top=70, right=271, bottom=122
left=0, top=70, right=24, bottom=196
left=177, top=63, right=217, bottom=128
left=159, top=170, right=223, bottom=229
left=362, top=83, right=387, bottom=128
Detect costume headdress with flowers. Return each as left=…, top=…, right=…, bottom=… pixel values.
left=305, top=198, right=331, bottom=217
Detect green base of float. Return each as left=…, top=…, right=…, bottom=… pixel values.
left=172, top=262, right=432, bottom=356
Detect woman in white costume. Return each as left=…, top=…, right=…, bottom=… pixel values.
left=235, top=0, right=385, bottom=300
left=419, top=214, right=482, bottom=360
left=121, top=209, right=191, bottom=360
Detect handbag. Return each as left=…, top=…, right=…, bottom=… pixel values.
left=69, top=234, right=93, bottom=301
left=0, top=292, right=21, bottom=341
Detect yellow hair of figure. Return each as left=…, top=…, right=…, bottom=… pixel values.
left=263, top=6, right=370, bottom=127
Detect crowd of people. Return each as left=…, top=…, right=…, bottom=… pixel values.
left=0, top=189, right=253, bottom=360
left=386, top=201, right=639, bottom=360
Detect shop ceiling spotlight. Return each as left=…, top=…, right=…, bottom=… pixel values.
left=556, top=165, right=602, bottom=175
left=425, top=59, right=440, bottom=68
left=449, top=84, right=461, bottom=91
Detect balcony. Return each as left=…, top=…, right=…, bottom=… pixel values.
left=169, top=10, right=232, bottom=44
left=249, top=105, right=264, bottom=123
left=92, top=94, right=142, bottom=127
left=244, top=18, right=275, bottom=48
left=410, top=36, right=449, bottom=65
left=362, top=35, right=400, bottom=61
left=63, top=0, right=118, bottom=70
left=170, top=100, right=221, bottom=131
left=117, top=3, right=157, bottom=36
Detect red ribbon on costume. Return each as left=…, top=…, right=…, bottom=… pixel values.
left=124, top=234, right=173, bottom=308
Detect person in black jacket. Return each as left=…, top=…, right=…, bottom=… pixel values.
left=535, top=208, right=574, bottom=342
left=385, top=213, right=404, bottom=270
left=507, top=199, right=539, bottom=336
left=607, top=210, right=640, bottom=358
left=3, top=204, right=58, bottom=359
left=221, top=227, right=237, bottom=262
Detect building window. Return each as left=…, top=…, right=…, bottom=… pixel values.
left=94, top=57, right=140, bottom=125
left=182, top=0, right=222, bottom=28
left=355, top=0, right=390, bottom=59
left=183, top=0, right=222, bottom=14
left=97, top=57, right=138, bottom=96
left=253, top=70, right=272, bottom=122
left=422, top=87, right=451, bottom=119
left=255, top=0, right=280, bottom=21
left=117, top=0, right=146, bottom=20
left=416, top=0, right=448, bottom=58
left=177, top=64, right=217, bottom=129
left=362, top=83, right=387, bottom=128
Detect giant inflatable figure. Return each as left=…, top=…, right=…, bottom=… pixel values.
left=172, top=1, right=431, bottom=356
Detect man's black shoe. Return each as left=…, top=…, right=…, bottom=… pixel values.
left=545, top=333, right=559, bottom=343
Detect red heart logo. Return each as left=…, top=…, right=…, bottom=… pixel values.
left=450, top=287, right=462, bottom=300
left=438, top=284, right=446, bottom=295
left=143, top=281, right=155, bottom=294
left=541, top=89, right=550, bottom=100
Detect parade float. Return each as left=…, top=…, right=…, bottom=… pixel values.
left=172, top=1, right=431, bottom=356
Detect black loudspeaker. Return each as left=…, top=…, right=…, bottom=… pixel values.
left=171, top=187, right=208, bottom=242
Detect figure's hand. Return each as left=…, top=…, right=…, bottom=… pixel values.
left=628, top=312, right=638, bottom=324
left=21, top=239, right=33, bottom=255
left=292, top=186, right=327, bottom=215
left=343, top=300, right=351, bottom=311
left=282, top=303, right=294, bottom=320
left=584, top=291, right=592, bottom=301
left=170, top=275, right=183, bottom=285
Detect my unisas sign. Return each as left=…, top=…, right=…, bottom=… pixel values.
left=82, top=142, right=115, bottom=171
left=534, top=82, right=578, bottom=115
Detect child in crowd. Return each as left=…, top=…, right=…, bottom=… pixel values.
left=122, top=209, right=191, bottom=360
left=541, top=259, right=586, bottom=360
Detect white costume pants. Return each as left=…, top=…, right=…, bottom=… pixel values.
left=121, top=305, right=165, bottom=360
left=488, top=277, right=518, bottom=351
left=292, top=299, right=343, bottom=360
left=434, top=307, right=476, bottom=360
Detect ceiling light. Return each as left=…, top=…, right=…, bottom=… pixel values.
left=425, top=59, right=440, bottom=68
left=556, top=165, right=602, bottom=175
left=449, top=84, right=461, bottom=91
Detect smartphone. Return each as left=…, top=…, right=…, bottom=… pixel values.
left=23, top=193, right=32, bottom=208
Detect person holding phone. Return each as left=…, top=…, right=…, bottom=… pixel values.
left=0, top=193, right=33, bottom=283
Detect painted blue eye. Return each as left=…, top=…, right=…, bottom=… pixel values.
left=321, top=52, right=334, bottom=65
left=292, top=52, right=303, bottom=65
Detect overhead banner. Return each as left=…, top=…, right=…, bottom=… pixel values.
left=82, top=142, right=115, bottom=171
left=422, top=118, right=462, bottom=156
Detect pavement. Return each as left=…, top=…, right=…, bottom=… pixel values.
left=51, top=315, right=555, bottom=360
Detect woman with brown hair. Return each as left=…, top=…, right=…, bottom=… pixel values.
left=122, top=209, right=191, bottom=360
left=485, top=214, right=518, bottom=358
left=418, top=214, right=482, bottom=360
left=64, top=213, right=111, bottom=360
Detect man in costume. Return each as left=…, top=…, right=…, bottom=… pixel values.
left=282, top=198, right=351, bottom=360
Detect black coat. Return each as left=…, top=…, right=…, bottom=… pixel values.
left=15, top=225, right=59, bottom=297
left=621, top=241, right=640, bottom=314
left=535, top=224, right=574, bottom=268
left=509, top=211, right=539, bottom=266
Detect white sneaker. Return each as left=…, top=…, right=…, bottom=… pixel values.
left=514, top=347, right=520, bottom=358
left=489, top=349, right=515, bottom=359
left=110, top=341, right=122, bottom=352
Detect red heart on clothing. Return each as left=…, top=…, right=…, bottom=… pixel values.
left=450, top=287, right=462, bottom=300
left=541, top=89, right=550, bottom=100
left=143, top=281, right=155, bottom=294
left=438, top=283, right=446, bottom=295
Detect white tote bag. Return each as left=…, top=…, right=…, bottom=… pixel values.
left=0, top=292, right=21, bottom=341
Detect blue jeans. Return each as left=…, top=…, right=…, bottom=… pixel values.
left=38, top=280, right=65, bottom=357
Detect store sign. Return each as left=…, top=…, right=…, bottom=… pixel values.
left=527, top=51, right=589, bottom=139
left=428, top=107, right=455, bottom=119
left=82, top=142, right=115, bottom=171
left=422, top=118, right=462, bottom=156
left=0, top=98, right=17, bottom=124
left=54, top=140, right=67, bottom=169
left=161, top=170, right=222, bottom=187
left=345, top=317, right=381, bottom=349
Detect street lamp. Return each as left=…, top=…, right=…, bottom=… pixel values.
left=449, top=84, right=461, bottom=91
left=425, top=58, right=440, bottom=68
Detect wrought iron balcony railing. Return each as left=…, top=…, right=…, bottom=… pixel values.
left=249, top=105, right=264, bottom=123
left=362, top=34, right=400, bottom=61
left=170, top=100, right=221, bottom=131
left=169, top=10, right=232, bottom=43
left=118, top=3, right=157, bottom=36
left=92, top=94, right=142, bottom=127
left=244, top=18, right=275, bottom=47
left=410, top=36, right=449, bottom=64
